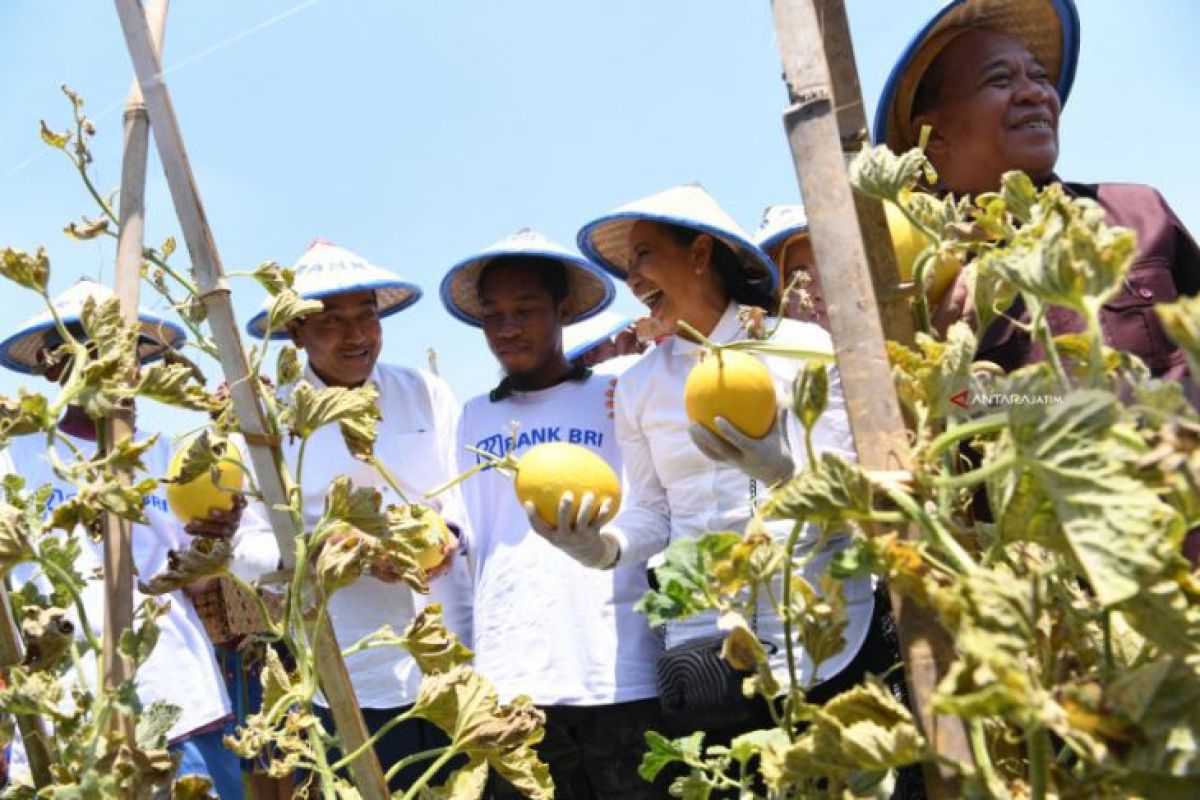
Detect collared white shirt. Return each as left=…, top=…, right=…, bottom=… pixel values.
left=2, top=433, right=231, bottom=742
left=232, top=362, right=468, bottom=709
left=610, top=302, right=874, bottom=686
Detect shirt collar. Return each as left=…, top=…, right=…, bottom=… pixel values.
left=670, top=302, right=748, bottom=357
left=302, top=361, right=381, bottom=392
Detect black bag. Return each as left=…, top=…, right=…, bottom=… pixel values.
left=656, top=477, right=767, bottom=734
left=655, top=633, right=764, bottom=735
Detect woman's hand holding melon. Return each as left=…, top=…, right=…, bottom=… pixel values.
left=687, top=410, right=794, bottom=486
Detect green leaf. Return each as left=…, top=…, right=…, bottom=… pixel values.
left=264, top=289, right=322, bottom=334
left=639, top=730, right=705, bottom=781
left=400, top=604, right=475, bottom=675
left=315, top=522, right=373, bottom=594
left=0, top=247, right=50, bottom=292
left=764, top=452, right=874, bottom=525
left=38, top=120, right=71, bottom=149
left=250, top=261, right=294, bottom=296
left=791, top=362, right=828, bottom=433
left=135, top=701, right=182, bottom=749
left=1157, top=296, right=1200, bottom=381
left=134, top=363, right=216, bottom=411
left=284, top=381, right=380, bottom=441
left=637, top=534, right=736, bottom=627
left=324, top=476, right=386, bottom=536
left=139, top=537, right=231, bottom=595
left=0, top=502, right=35, bottom=573
left=848, top=143, right=929, bottom=204
left=411, top=665, right=551, bottom=799
left=276, top=344, right=302, bottom=387
left=0, top=390, right=52, bottom=446
left=19, top=607, right=74, bottom=672
left=62, top=217, right=109, bottom=241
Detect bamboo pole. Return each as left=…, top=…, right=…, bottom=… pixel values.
left=0, top=589, right=53, bottom=787
left=110, top=2, right=389, bottom=796
left=768, top=2, right=972, bottom=797
left=98, top=0, right=168, bottom=749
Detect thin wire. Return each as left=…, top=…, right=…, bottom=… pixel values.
left=3, top=0, right=318, bottom=179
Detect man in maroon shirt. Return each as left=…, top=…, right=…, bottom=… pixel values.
left=873, top=0, right=1199, bottom=406
left=875, top=0, right=1199, bottom=569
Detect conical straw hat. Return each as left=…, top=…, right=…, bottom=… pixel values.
left=246, top=238, right=422, bottom=339
left=439, top=228, right=614, bottom=328
left=0, top=278, right=186, bottom=374
left=577, top=184, right=777, bottom=293
left=563, top=311, right=632, bottom=361
left=874, top=0, right=1080, bottom=153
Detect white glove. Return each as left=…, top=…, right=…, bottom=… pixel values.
left=688, top=409, right=795, bottom=486
left=525, top=491, right=620, bottom=569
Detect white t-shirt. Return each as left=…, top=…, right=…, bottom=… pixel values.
left=232, top=362, right=469, bottom=709
left=610, top=302, right=875, bottom=688
left=457, top=375, right=661, bottom=706
left=2, top=432, right=231, bottom=742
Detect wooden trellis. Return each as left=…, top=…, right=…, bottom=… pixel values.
left=768, top=2, right=974, bottom=797
left=111, top=1, right=391, bottom=797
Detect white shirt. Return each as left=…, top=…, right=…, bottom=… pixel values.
left=232, top=362, right=468, bottom=709
left=2, top=432, right=231, bottom=742
left=457, top=375, right=661, bottom=706
left=610, top=302, right=874, bottom=686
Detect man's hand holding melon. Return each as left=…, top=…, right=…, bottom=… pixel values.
left=518, top=443, right=624, bottom=570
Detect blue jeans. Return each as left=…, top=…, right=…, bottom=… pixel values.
left=171, top=725, right=244, bottom=800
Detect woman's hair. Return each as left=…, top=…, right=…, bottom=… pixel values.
left=657, top=221, right=776, bottom=310
left=476, top=255, right=570, bottom=305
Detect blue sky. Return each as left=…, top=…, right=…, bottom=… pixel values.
left=2, top=0, right=1197, bottom=442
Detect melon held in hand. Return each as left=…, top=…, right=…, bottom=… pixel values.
left=685, top=349, right=776, bottom=440
left=513, top=443, right=622, bottom=528
left=165, top=437, right=246, bottom=524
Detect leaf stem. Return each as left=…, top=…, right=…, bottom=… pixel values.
left=399, top=746, right=459, bottom=800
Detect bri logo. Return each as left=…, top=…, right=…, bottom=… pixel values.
left=473, top=426, right=605, bottom=463
left=47, top=487, right=170, bottom=514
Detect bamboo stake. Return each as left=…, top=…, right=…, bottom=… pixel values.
left=769, top=2, right=973, bottom=797
left=110, top=2, right=389, bottom=796
left=0, top=589, right=53, bottom=787
left=98, top=0, right=168, bottom=749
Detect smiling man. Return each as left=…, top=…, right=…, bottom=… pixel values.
left=439, top=229, right=665, bottom=799
left=235, top=239, right=468, bottom=791
left=875, top=0, right=1199, bottom=402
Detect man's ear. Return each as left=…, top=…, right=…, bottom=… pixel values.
left=557, top=297, right=574, bottom=324
left=285, top=320, right=305, bottom=348
left=690, top=234, right=715, bottom=275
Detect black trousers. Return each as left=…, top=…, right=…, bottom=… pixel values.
left=487, top=697, right=669, bottom=800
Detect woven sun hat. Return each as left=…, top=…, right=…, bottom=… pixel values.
left=754, top=204, right=810, bottom=260
left=439, top=228, right=615, bottom=328
left=873, top=0, right=1080, bottom=154
left=0, top=278, right=186, bottom=375
left=577, top=183, right=778, bottom=294
left=246, top=238, right=422, bottom=339
left=563, top=311, right=632, bottom=362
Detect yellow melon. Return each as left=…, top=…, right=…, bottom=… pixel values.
left=513, top=443, right=622, bottom=529
left=412, top=505, right=454, bottom=572
left=685, top=349, right=776, bottom=440
left=884, top=200, right=962, bottom=305
left=165, top=439, right=245, bottom=524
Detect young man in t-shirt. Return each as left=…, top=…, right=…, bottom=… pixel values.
left=439, top=230, right=664, bottom=799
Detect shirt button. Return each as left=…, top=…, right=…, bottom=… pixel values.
left=1137, top=287, right=1153, bottom=300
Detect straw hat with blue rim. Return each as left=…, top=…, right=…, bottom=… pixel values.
left=440, top=228, right=614, bottom=328
left=0, top=279, right=185, bottom=375
left=874, top=0, right=1080, bottom=154
left=754, top=203, right=810, bottom=284
left=246, top=238, right=422, bottom=339
left=563, top=311, right=632, bottom=362
left=577, top=184, right=778, bottom=305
